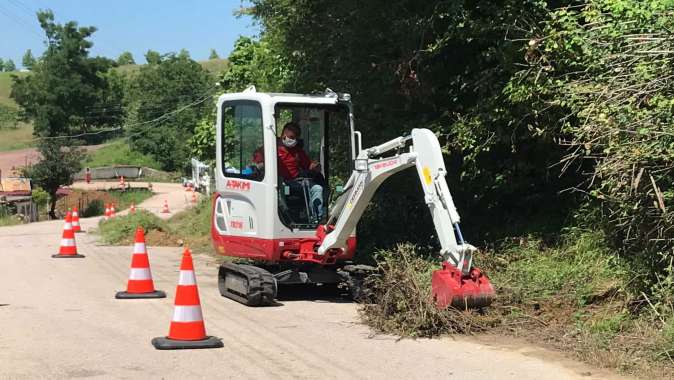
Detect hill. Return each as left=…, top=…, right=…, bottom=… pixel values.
left=0, top=71, right=28, bottom=109
left=0, top=58, right=228, bottom=110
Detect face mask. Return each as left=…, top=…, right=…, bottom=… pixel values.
left=282, top=136, right=297, bottom=148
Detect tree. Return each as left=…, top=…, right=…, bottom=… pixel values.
left=116, top=51, right=135, bottom=65
left=22, top=49, right=36, bottom=69
left=145, top=50, right=161, bottom=64
left=209, top=49, right=219, bottom=59
left=247, top=0, right=575, bottom=248
left=127, top=53, right=213, bottom=171
left=10, top=10, right=122, bottom=137
left=4, top=59, right=16, bottom=72
left=219, top=36, right=289, bottom=92
left=178, top=48, right=190, bottom=59
left=188, top=114, right=216, bottom=166
left=21, top=140, right=83, bottom=219
left=0, top=58, right=4, bottom=72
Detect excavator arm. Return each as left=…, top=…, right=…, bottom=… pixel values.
left=317, top=128, right=495, bottom=308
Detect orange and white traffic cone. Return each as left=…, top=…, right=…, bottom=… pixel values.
left=116, top=227, right=166, bottom=299
left=71, top=206, right=83, bottom=233
left=110, top=203, right=116, bottom=218
left=52, top=211, right=85, bottom=258
left=130, top=202, right=136, bottom=214
left=151, top=248, right=222, bottom=350
left=104, top=204, right=111, bottom=220
left=161, top=200, right=170, bottom=214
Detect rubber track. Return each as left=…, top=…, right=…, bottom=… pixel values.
left=218, top=263, right=277, bottom=306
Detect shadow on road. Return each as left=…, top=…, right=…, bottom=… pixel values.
left=276, top=284, right=353, bottom=304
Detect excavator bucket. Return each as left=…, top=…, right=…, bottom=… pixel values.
left=432, top=262, right=495, bottom=309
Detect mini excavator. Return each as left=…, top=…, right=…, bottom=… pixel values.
left=211, top=87, right=495, bottom=308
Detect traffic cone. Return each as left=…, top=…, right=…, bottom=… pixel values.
left=119, top=176, right=125, bottom=191
left=72, top=207, right=83, bottom=233
left=52, top=211, right=84, bottom=258
left=110, top=203, right=116, bottom=218
left=104, top=204, right=110, bottom=220
left=151, top=248, right=223, bottom=350
left=130, top=202, right=136, bottom=214
left=161, top=200, right=170, bottom=214
left=116, top=227, right=166, bottom=299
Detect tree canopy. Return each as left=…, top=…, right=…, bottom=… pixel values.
left=22, top=49, right=36, bottom=70
left=10, top=10, right=123, bottom=138
left=21, top=139, right=83, bottom=218
left=126, top=52, right=214, bottom=171
left=117, top=51, right=135, bottom=65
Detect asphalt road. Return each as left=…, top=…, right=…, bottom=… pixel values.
left=0, top=184, right=629, bottom=379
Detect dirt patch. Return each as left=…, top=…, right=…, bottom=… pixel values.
left=145, top=229, right=181, bottom=247
left=57, top=189, right=119, bottom=214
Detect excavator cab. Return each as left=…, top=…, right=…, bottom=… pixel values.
left=213, top=87, right=356, bottom=263
left=213, top=87, right=494, bottom=308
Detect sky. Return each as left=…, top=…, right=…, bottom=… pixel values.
left=0, top=0, right=260, bottom=68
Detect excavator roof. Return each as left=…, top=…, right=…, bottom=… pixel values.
left=217, top=87, right=351, bottom=106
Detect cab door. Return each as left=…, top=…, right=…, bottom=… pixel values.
left=214, top=99, right=273, bottom=258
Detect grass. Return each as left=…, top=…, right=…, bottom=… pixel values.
left=0, top=71, right=27, bottom=109
left=0, top=214, right=23, bottom=227
left=83, top=139, right=161, bottom=169
left=98, top=209, right=171, bottom=245
left=115, top=58, right=229, bottom=76
left=0, top=123, right=34, bottom=151
left=98, top=197, right=213, bottom=252
left=489, top=231, right=628, bottom=306
left=166, top=197, right=212, bottom=250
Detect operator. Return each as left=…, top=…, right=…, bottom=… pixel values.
left=277, top=122, right=324, bottom=220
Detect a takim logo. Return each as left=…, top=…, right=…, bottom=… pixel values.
left=230, top=220, right=244, bottom=229
left=226, top=179, right=251, bottom=191
left=373, top=158, right=399, bottom=170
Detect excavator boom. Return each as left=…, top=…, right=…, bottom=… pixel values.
left=317, top=128, right=495, bottom=308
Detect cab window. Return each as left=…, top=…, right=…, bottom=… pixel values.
left=221, top=101, right=264, bottom=181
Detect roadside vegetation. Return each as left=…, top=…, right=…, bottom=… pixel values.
left=0, top=205, right=23, bottom=226
left=98, top=198, right=211, bottom=251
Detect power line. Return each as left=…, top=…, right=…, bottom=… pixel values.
left=0, top=3, right=42, bottom=38
left=35, top=89, right=218, bottom=141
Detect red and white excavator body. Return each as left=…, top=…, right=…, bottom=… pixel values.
left=212, top=87, right=495, bottom=308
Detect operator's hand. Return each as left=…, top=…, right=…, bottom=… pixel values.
left=309, top=161, right=321, bottom=172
